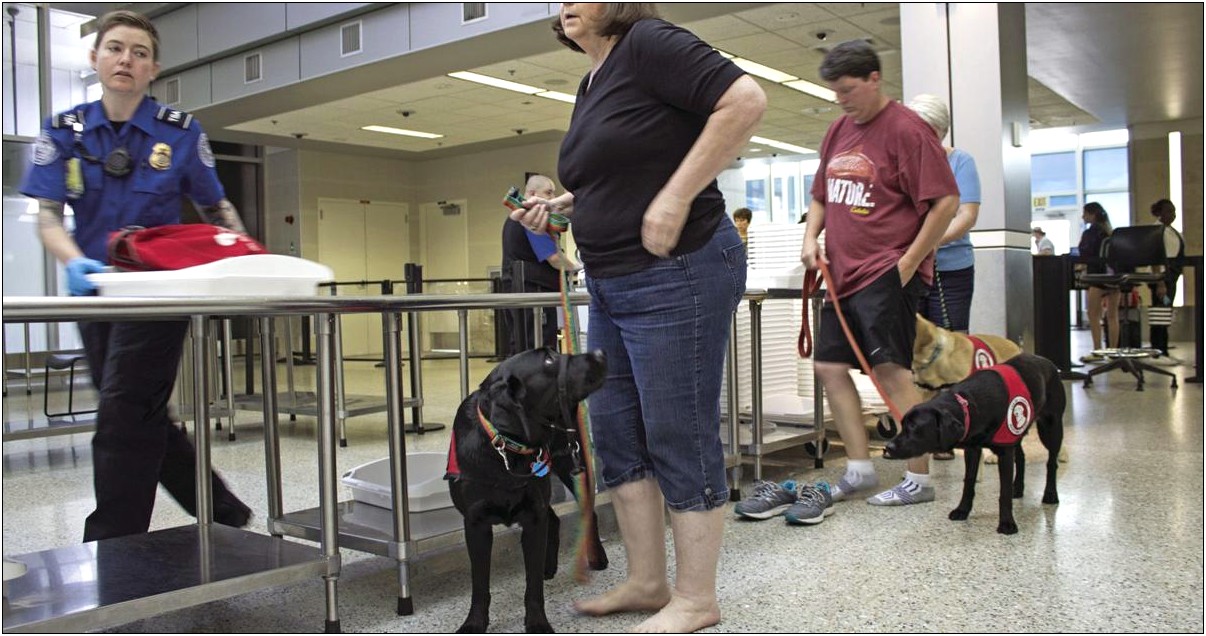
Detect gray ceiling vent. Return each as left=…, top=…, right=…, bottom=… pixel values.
left=341, top=21, right=362, bottom=56
left=244, top=52, right=262, bottom=84
left=164, top=77, right=180, bottom=105
left=462, top=3, right=487, bottom=23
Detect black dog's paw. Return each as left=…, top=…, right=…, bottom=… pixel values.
left=543, top=560, right=558, bottom=580
left=1042, top=491, right=1059, bottom=505
left=949, top=508, right=970, bottom=521
left=997, top=520, right=1018, bottom=535
left=589, top=552, right=609, bottom=571
left=1012, top=485, right=1025, bottom=499
left=458, top=621, right=488, bottom=634
left=525, top=620, right=555, bottom=633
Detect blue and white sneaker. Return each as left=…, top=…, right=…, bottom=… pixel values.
left=866, top=479, right=935, bottom=506
left=784, top=482, right=834, bottom=525
left=734, top=479, right=797, bottom=519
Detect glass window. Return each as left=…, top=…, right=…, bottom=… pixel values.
left=1049, top=194, right=1079, bottom=208
left=745, top=179, right=766, bottom=216
left=1084, top=147, right=1129, bottom=191
left=1031, top=152, right=1076, bottom=193
left=1085, top=192, right=1131, bottom=227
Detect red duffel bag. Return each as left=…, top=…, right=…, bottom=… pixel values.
left=108, top=224, right=267, bottom=271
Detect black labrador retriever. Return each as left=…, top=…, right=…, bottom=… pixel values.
left=446, top=347, right=607, bottom=633
left=884, top=353, right=1064, bottom=535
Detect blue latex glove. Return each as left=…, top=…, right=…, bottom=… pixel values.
left=65, top=257, right=104, bottom=296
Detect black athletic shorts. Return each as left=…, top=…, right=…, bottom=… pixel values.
left=815, top=266, right=926, bottom=369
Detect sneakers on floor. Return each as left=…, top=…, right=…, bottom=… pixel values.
left=785, top=482, right=834, bottom=525
left=829, top=473, right=880, bottom=502
left=866, top=479, right=935, bottom=506
left=734, top=479, right=797, bottom=520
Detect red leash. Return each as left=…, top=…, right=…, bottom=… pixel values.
left=798, top=259, right=906, bottom=423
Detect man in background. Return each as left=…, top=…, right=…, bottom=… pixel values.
left=1033, top=227, right=1055, bottom=255
left=500, top=174, right=580, bottom=354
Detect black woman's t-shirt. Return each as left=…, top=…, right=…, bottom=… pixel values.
left=558, top=19, right=745, bottom=278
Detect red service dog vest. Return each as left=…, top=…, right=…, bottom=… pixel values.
left=955, top=364, right=1034, bottom=445
left=966, top=335, right=997, bottom=372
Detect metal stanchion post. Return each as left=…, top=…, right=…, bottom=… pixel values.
left=222, top=318, right=237, bottom=441
left=749, top=297, right=764, bottom=481
left=458, top=309, right=470, bottom=400
left=726, top=313, right=742, bottom=500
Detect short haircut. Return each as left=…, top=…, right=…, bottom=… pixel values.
left=1032, top=227, right=1045, bottom=235
left=732, top=207, right=752, bottom=221
left=94, top=10, right=160, bottom=62
left=552, top=4, right=661, bottom=53
left=908, top=94, right=950, bottom=140
left=524, top=174, right=555, bottom=196
left=819, top=39, right=880, bottom=82
left=1151, top=199, right=1176, bottom=217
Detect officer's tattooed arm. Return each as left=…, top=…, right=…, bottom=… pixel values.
left=36, top=198, right=85, bottom=264
left=199, top=198, right=248, bottom=234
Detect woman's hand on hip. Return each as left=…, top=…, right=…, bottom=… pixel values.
left=642, top=191, right=690, bottom=258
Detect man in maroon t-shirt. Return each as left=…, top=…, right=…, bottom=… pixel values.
left=801, top=40, right=959, bottom=508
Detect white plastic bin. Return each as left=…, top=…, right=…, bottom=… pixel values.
left=88, top=254, right=334, bottom=297
left=341, top=452, right=452, bottom=512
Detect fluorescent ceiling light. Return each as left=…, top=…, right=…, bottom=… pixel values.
left=750, top=136, right=815, bottom=155
left=783, top=80, right=837, bottom=103
left=729, top=57, right=798, bottom=84
left=714, top=49, right=838, bottom=103
left=536, top=90, right=576, bottom=104
left=361, top=125, right=443, bottom=139
left=448, top=70, right=542, bottom=95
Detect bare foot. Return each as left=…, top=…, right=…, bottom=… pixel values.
left=631, top=594, right=720, bottom=633
left=574, top=580, right=671, bottom=616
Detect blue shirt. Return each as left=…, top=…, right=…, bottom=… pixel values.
left=935, top=148, right=981, bottom=272
left=20, top=97, right=226, bottom=262
left=526, top=229, right=557, bottom=263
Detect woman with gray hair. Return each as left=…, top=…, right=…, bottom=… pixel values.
left=908, top=93, right=982, bottom=459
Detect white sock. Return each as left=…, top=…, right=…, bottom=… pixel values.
left=845, top=459, right=875, bottom=484
left=905, top=471, right=931, bottom=488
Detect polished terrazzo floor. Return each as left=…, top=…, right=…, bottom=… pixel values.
left=2, top=329, right=1202, bottom=633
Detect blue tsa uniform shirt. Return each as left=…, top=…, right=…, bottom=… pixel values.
left=20, top=96, right=226, bottom=263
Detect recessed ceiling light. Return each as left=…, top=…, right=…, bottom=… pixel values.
left=361, top=125, right=443, bottom=139
left=784, top=80, right=838, bottom=103
left=536, top=90, right=576, bottom=104
left=729, top=57, right=799, bottom=84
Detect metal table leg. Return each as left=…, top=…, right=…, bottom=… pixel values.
left=222, top=318, right=237, bottom=441
left=260, top=317, right=285, bottom=529
left=314, top=313, right=342, bottom=633
left=382, top=312, right=414, bottom=615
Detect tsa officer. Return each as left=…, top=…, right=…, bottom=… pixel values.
left=19, top=10, right=252, bottom=541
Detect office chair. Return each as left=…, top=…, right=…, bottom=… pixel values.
left=1077, top=225, right=1179, bottom=391
left=42, top=350, right=97, bottom=419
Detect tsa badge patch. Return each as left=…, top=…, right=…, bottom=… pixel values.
left=33, top=132, right=58, bottom=165
left=197, top=133, right=215, bottom=168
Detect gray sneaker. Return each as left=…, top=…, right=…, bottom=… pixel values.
left=734, top=479, right=797, bottom=519
left=866, top=479, right=935, bottom=506
left=784, top=482, right=834, bottom=525
left=829, top=473, right=880, bottom=502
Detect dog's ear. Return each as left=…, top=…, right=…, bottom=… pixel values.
left=486, top=372, right=527, bottom=410
left=914, top=314, right=937, bottom=351
left=934, top=395, right=968, bottom=449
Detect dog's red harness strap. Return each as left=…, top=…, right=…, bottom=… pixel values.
left=445, top=433, right=460, bottom=479
left=987, top=364, right=1034, bottom=445
left=966, top=336, right=997, bottom=372
left=953, top=393, right=972, bottom=442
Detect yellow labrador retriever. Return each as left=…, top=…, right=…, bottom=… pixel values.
left=912, top=315, right=1067, bottom=463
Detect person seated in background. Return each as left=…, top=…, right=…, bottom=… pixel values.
left=500, top=174, right=581, bottom=355
left=732, top=207, right=753, bottom=245
left=1033, top=227, right=1056, bottom=255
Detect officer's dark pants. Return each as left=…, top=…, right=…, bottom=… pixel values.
left=79, top=320, right=250, bottom=542
left=506, top=290, right=559, bottom=355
